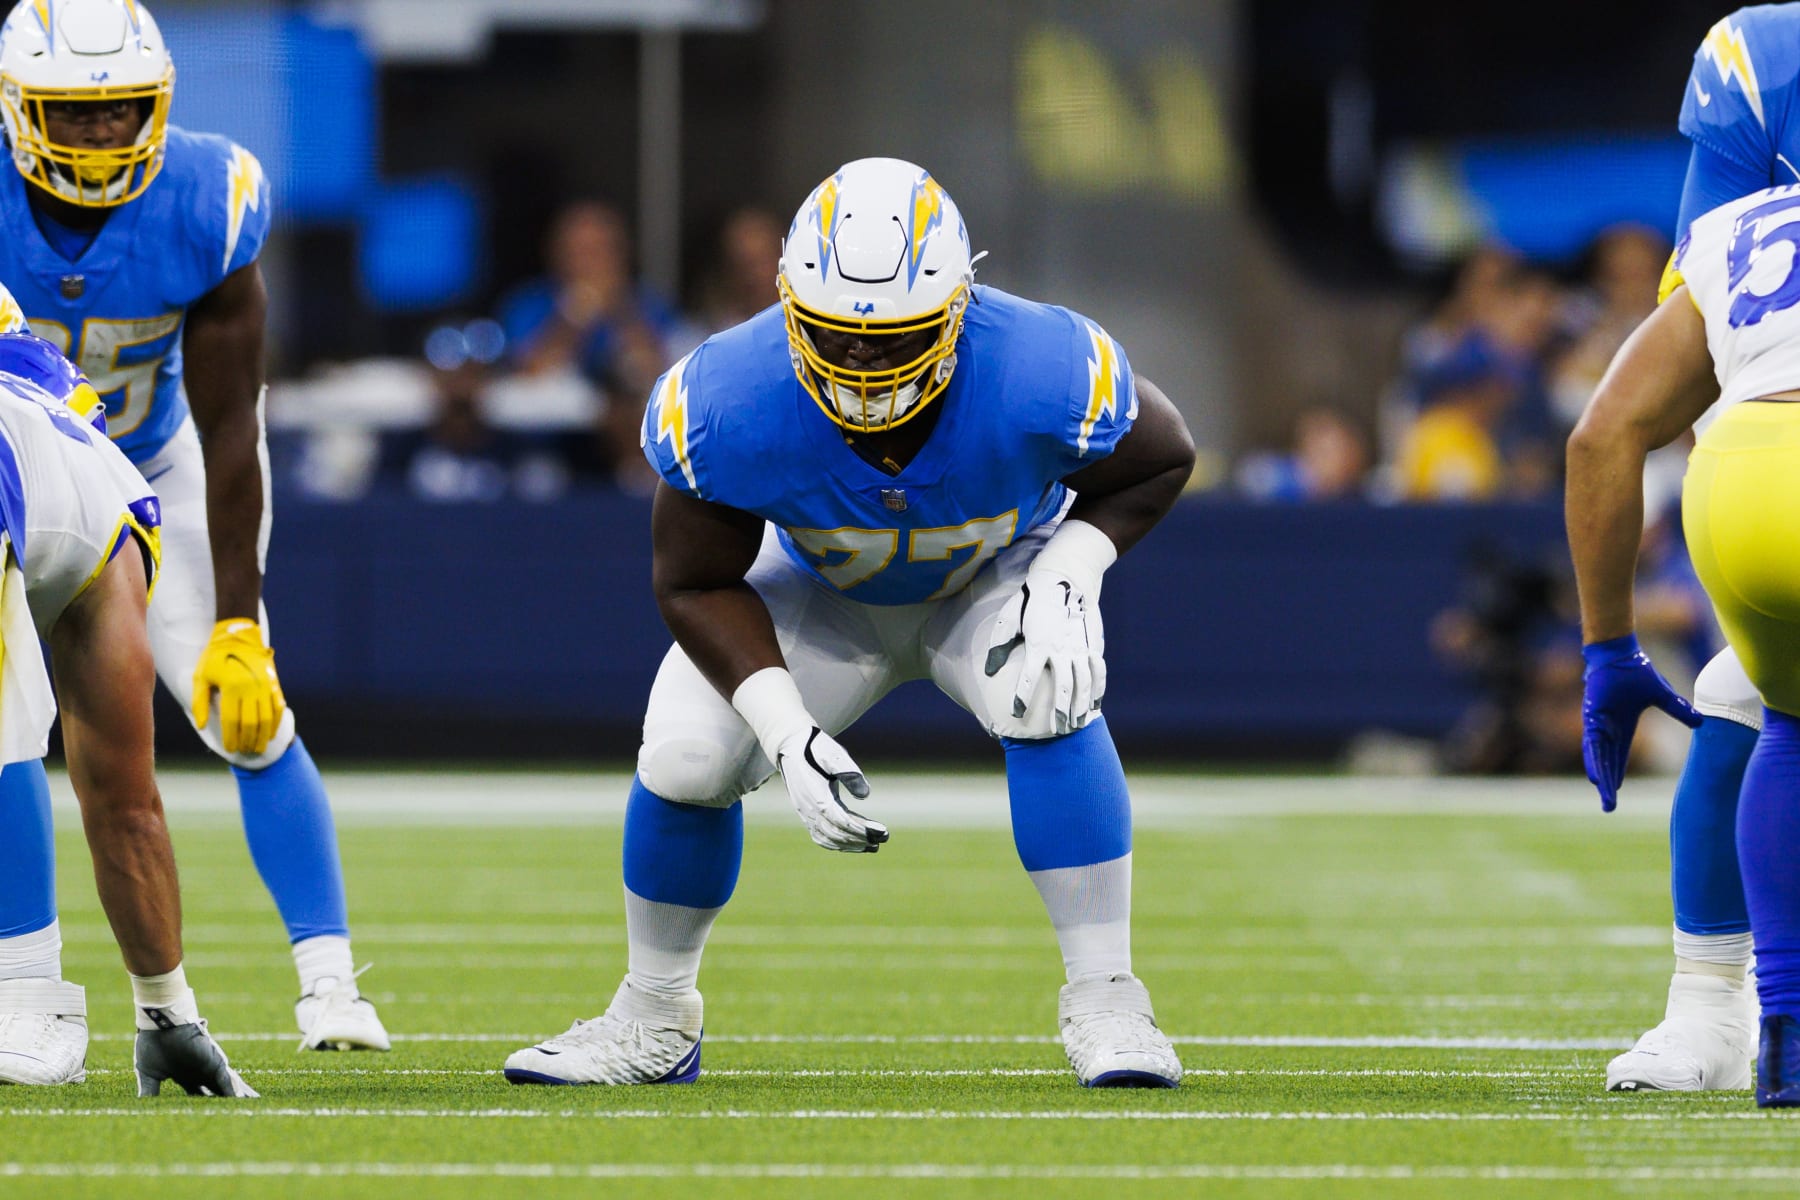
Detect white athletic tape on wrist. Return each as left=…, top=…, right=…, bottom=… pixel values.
left=1030, top=519, right=1118, bottom=599
left=731, top=667, right=815, bottom=763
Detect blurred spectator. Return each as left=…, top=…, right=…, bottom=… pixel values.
left=495, top=201, right=683, bottom=385
left=1236, top=406, right=1372, bottom=501
left=1548, top=223, right=1669, bottom=430
left=693, top=206, right=784, bottom=334
left=1395, top=333, right=1515, bottom=500
left=562, top=317, right=667, bottom=497
left=380, top=319, right=569, bottom=503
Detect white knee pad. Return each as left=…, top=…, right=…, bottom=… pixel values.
left=637, top=735, right=751, bottom=808
left=1695, top=646, right=1763, bottom=731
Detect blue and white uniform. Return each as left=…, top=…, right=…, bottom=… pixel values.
left=638, top=287, right=1134, bottom=798
left=0, top=125, right=282, bottom=766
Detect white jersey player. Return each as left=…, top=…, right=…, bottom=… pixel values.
left=0, top=328, right=251, bottom=1095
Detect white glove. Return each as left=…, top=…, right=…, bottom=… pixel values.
left=984, top=519, right=1116, bottom=736
left=772, top=726, right=888, bottom=853
left=733, top=668, right=888, bottom=853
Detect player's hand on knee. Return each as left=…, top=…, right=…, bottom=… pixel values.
left=985, top=575, right=1106, bottom=736
left=776, top=727, right=888, bottom=853
left=191, top=618, right=287, bottom=756
left=1580, top=633, right=1702, bottom=812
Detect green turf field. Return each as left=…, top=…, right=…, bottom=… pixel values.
left=4, top=769, right=1797, bottom=1198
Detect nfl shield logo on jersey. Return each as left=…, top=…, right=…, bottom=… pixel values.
left=881, top=488, right=908, bottom=513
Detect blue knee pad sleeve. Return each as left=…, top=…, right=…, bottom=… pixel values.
left=1740, top=708, right=1800, bottom=1017
left=1002, top=717, right=1132, bottom=873
left=232, top=737, right=350, bottom=943
left=0, top=759, right=54, bottom=938
left=1672, top=716, right=1756, bottom=936
left=623, top=777, right=743, bottom=910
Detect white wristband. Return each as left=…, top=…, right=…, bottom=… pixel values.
left=1028, top=518, right=1118, bottom=598
left=731, top=667, right=814, bottom=762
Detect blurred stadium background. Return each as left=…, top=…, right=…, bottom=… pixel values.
left=65, top=0, right=1728, bottom=774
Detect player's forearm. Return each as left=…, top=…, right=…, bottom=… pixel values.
left=657, top=581, right=788, bottom=701
left=1565, top=426, right=1647, bottom=643
left=199, top=407, right=265, bottom=619
left=51, top=553, right=183, bottom=975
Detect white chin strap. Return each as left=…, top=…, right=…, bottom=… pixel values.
left=832, top=379, right=923, bottom=429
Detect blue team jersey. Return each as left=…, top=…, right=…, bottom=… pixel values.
left=0, top=125, right=271, bottom=464
left=642, top=287, right=1136, bottom=606
left=1679, top=7, right=1800, bottom=211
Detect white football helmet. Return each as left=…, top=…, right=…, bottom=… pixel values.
left=0, top=0, right=174, bottom=208
left=778, top=157, right=977, bottom=431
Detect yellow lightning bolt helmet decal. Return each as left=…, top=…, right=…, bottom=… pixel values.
left=650, top=352, right=698, bottom=491
left=1704, top=17, right=1765, bottom=128
left=222, top=146, right=264, bottom=274
left=1079, top=322, right=1122, bottom=456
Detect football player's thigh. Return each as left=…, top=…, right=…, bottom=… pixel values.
left=638, top=535, right=900, bottom=806
left=1685, top=411, right=1800, bottom=713
left=924, top=520, right=1059, bottom=739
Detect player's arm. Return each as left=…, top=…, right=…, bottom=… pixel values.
left=651, top=482, right=778, bottom=696
left=182, top=261, right=267, bottom=622
left=1059, top=377, right=1196, bottom=554
left=651, top=482, right=886, bottom=852
left=1564, top=291, right=1712, bottom=810
left=181, top=261, right=286, bottom=757
left=1566, top=291, right=1717, bottom=642
left=47, top=542, right=182, bottom=977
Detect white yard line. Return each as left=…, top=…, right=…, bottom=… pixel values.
left=79, top=1066, right=1581, bottom=1080
left=46, top=769, right=1674, bottom=827
left=3, top=1163, right=1799, bottom=1181
left=0, top=1108, right=1775, bottom=1122
left=83, top=1031, right=1636, bottom=1049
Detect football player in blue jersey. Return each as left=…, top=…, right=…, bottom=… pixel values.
left=505, top=157, right=1196, bottom=1088
left=0, top=0, right=386, bottom=1051
left=0, top=325, right=252, bottom=1095
left=1594, top=5, right=1800, bottom=1093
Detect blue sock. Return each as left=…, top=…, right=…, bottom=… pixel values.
left=1671, top=716, right=1756, bottom=937
left=232, top=737, right=349, bottom=943
left=1739, top=708, right=1800, bottom=1017
left=0, top=759, right=54, bottom=938
left=622, top=777, right=742, bottom=909
left=1003, top=718, right=1132, bottom=872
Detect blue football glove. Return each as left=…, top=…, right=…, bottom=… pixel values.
left=1580, top=634, right=1702, bottom=812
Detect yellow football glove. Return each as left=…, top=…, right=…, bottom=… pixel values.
left=191, top=618, right=286, bottom=756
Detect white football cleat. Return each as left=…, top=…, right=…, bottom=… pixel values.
left=1059, top=972, right=1182, bottom=1088
left=296, top=973, right=391, bottom=1052
left=504, top=977, right=702, bottom=1085
left=1606, top=972, right=1757, bottom=1092
left=0, top=978, right=87, bottom=1086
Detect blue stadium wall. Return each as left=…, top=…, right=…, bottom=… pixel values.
left=166, top=495, right=1570, bottom=765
